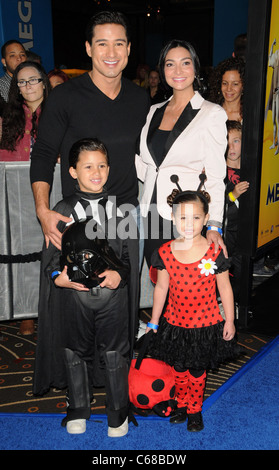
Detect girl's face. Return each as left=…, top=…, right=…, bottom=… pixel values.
left=17, top=66, right=44, bottom=110
left=221, top=70, right=243, bottom=104
left=164, top=46, right=195, bottom=92
left=69, top=150, right=109, bottom=193
left=173, top=201, right=209, bottom=240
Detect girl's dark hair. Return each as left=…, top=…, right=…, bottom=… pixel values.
left=167, top=189, right=211, bottom=215
left=158, top=39, right=202, bottom=92
left=85, top=10, right=130, bottom=44
left=0, top=61, right=51, bottom=151
left=69, top=137, right=109, bottom=169
left=208, top=57, right=245, bottom=117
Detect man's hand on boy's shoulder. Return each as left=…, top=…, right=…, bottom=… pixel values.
left=40, top=209, right=72, bottom=250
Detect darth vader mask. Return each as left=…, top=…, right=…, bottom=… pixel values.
left=60, top=220, right=123, bottom=288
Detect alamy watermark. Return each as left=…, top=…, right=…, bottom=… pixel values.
left=83, top=196, right=192, bottom=242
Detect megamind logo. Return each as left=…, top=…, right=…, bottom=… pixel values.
left=266, top=183, right=279, bottom=205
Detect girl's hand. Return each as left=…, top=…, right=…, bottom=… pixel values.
left=223, top=320, right=236, bottom=341
left=145, top=326, right=157, bottom=334
left=146, top=320, right=159, bottom=334
left=54, top=266, right=89, bottom=291
left=147, top=269, right=169, bottom=334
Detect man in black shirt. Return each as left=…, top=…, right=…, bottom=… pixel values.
left=30, top=11, right=149, bottom=250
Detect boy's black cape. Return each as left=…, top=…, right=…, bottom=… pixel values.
left=33, top=194, right=139, bottom=396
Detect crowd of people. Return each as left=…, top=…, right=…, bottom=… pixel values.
left=0, top=11, right=277, bottom=439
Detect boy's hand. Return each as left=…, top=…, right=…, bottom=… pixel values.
left=54, top=266, right=89, bottom=291
left=223, top=320, right=236, bottom=341
left=233, top=181, right=249, bottom=199
left=99, top=270, right=121, bottom=289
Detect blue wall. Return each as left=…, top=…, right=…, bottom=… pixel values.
left=0, top=0, right=54, bottom=72
left=213, top=0, right=249, bottom=65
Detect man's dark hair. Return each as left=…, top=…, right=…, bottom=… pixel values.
left=1, top=40, right=25, bottom=59
left=234, top=33, right=247, bottom=61
left=85, top=11, right=130, bottom=45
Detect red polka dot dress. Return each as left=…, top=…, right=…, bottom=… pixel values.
left=149, top=242, right=241, bottom=370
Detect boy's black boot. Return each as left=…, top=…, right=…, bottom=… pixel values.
left=105, top=350, right=129, bottom=437
left=61, top=348, right=91, bottom=428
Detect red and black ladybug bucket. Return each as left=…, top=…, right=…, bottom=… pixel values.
left=128, top=331, right=176, bottom=417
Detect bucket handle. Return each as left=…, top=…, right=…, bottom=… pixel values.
left=135, top=330, right=154, bottom=370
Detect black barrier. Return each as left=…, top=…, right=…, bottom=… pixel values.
left=238, top=0, right=279, bottom=327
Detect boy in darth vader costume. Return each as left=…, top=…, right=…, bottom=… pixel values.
left=33, top=138, right=139, bottom=437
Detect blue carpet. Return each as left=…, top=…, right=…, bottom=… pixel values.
left=1, top=336, right=279, bottom=451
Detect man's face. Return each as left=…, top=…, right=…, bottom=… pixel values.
left=85, top=23, right=130, bottom=82
left=1, top=43, right=27, bottom=76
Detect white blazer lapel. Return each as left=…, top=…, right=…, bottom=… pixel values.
left=162, top=92, right=206, bottom=167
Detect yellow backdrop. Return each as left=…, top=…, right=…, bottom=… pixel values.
left=258, top=0, right=279, bottom=247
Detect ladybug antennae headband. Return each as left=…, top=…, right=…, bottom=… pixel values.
left=170, top=171, right=207, bottom=205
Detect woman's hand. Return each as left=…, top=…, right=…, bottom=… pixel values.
left=206, top=229, right=228, bottom=257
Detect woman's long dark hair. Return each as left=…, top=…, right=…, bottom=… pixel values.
left=208, top=57, right=245, bottom=118
left=0, top=61, right=51, bottom=151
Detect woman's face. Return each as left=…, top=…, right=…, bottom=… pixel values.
left=164, top=46, right=195, bottom=92
left=17, top=66, right=44, bottom=109
left=148, top=71, right=160, bottom=88
left=221, top=70, right=243, bottom=105
left=49, top=75, right=64, bottom=88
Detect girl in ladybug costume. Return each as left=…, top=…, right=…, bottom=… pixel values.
left=146, top=187, right=241, bottom=431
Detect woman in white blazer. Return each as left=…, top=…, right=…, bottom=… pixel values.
left=136, top=39, right=228, bottom=266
